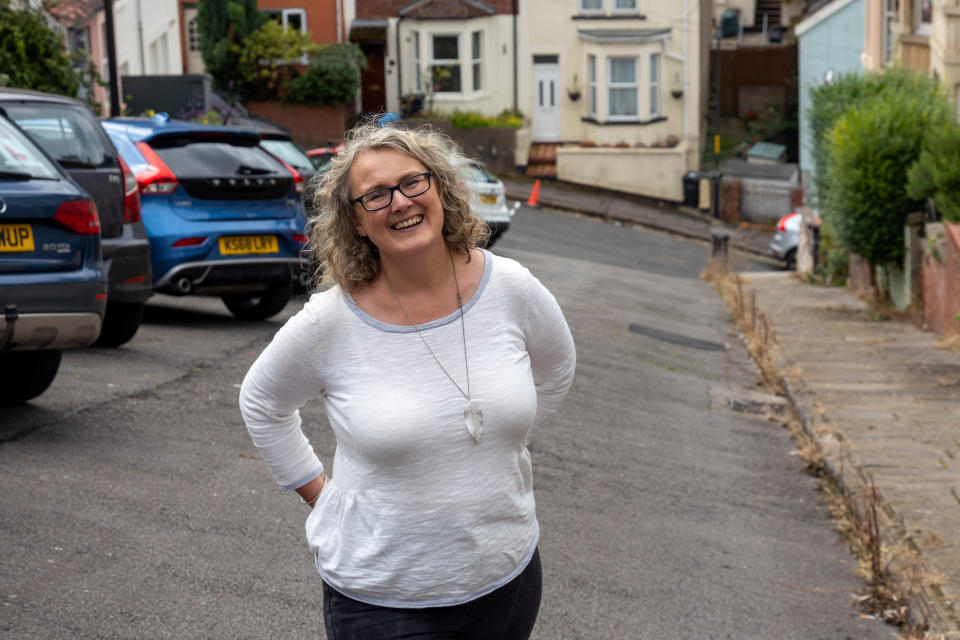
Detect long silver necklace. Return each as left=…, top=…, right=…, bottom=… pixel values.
left=383, top=251, right=483, bottom=444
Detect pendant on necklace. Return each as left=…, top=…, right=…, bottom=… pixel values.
left=464, top=400, right=483, bottom=444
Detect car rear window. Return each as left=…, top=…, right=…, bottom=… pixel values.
left=260, top=139, right=314, bottom=173
left=3, top=103, right=113, bottom=169
left=0, top=117, right=61, bottom=179
left=149, top=137, right=288, bottom=178
left=463, top=162, right=497, bottom=183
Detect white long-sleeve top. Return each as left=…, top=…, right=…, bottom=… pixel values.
left=239, top=250, right=576, bottom=607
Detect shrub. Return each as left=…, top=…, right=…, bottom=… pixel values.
left=282, top=43, right=366, bottom=106
left=448, top=109, right=523, bottom=129
left=906, top=120, right=960, bottom=223
left=0, top=0, right=87, bottom=98
left=826, top=83, right=951, bottom=265
left=235, top=20, right=310, bottom=99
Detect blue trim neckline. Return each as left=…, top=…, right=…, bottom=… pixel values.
left=343, top=249, right=493, bottom=334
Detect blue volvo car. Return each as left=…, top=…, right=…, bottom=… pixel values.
left=0, top=114, right=107, bottom=403
left=101, top=116, right=309, bottom=320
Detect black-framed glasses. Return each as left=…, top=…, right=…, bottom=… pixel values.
left=350, top=172, right=433, bottom=212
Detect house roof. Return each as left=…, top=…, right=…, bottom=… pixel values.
left=47, top=0, right=102, bottom=29
left=794, top=0, right=859, bottom=37
left=350, top=18, right=390, bottom=42
left=577, top=28, right=670, bottom=43
left=398, top=0, right=496, bottom=19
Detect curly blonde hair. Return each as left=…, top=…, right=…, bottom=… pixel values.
left=304, top=121, right=489, bottom=291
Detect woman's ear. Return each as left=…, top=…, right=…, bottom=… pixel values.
left=350, top=214, right=367, bottom=237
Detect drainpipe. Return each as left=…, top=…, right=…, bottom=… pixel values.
left=336, top=0, right=343, bottom=43
left=136, top=0, right=145, bottom=73
left=512, top=0, right=518, bottom=113
left=104, top=0, right=121, bottom=116
left=682, top=0, right=688, bottom=139
left=396, top=17, right=404, bottom=112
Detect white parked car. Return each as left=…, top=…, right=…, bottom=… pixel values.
left=462, top=159, right=515, bottom=247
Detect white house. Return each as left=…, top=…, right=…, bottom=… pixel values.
left=517, top=0, right=712, bottom=201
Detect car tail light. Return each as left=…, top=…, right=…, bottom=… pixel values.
left=134, top=142, right=178, bottom=195
left=276, top=158, right=305, bottom=194
left=118, top=155, right=142, bottom=223
left=293, top=233, right=308, bottom=244
left=55, top=200, right=101, bottom=234
left=777, top=211, right=800, bottom=232
left=171, top=237, right=207, bottom=247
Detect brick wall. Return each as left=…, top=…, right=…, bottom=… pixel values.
left=922, top=221, right=960, bottom=337
left=245, top=101, right=349, bottom=149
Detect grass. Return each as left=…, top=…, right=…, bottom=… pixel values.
left=701, top=258, right=945, bottom=638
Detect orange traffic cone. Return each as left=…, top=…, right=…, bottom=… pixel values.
left=526, top=179, right=541, bottom=207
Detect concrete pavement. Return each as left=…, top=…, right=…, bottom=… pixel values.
left=504, top=176, right=960, bottom=636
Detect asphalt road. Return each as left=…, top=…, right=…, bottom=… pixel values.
left=0, top=205, right=890, bottom=639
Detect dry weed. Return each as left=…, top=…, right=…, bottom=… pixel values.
left=935, top=334, right=960, bottom=354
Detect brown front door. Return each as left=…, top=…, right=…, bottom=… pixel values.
left=360, top=43, right=386, bottom=114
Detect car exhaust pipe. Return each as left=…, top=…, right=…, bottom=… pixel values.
left=174, top=277, right=193, bottom=294
left=298, top=270, right=311, bottom=288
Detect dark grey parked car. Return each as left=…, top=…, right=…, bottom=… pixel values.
left=0, top=89, right=151, bottom=346
left=0, top=114, right=107, bottom=403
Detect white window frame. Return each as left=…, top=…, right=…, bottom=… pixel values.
left=607, top=57, right=638, bottom=120
left=414, top=32, right=422, bottom=92
left=613, top=0, right=638, bottom=13
left=188, top=17, right=201, bottom=53
left=472, top=31, right=482, bottom=92
left=587, top=54, right=597, bottom=117
left=915, top=0, right=932, bottom=35
left=282, top=8, right=307, bottom=34
left=430, top=33, right=462, bottom=94
left=579, top=0, right=604, bottom=15
left=649, top=53, right=659, bottom=117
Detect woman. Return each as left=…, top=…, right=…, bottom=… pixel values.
left=239, top=121, right=576, bottom=639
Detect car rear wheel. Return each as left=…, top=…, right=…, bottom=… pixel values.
left=0, top=349, right=62, bottom=404
left=95, top=302, right=144, bottom=347
left=784, top=248, right=797, bottom=272
left=222, top=284, right=292, bottom=320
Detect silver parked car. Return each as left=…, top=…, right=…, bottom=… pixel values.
left=769, top=210, right=800, bottom=270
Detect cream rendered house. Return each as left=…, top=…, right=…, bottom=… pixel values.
left=518, top=0, right=712, bottom=202
left=880, top=0, right=960, bottom=119
left=110, top=0, right=183, bottom=78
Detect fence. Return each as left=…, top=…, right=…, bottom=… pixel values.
left=738, top=177, right=796, bottom=223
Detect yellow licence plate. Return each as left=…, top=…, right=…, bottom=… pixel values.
left=480, top=194, right=497, bottom=204
left=0, top=225, right=34, bottom=252
left=219, top=235, right=278, bottom=255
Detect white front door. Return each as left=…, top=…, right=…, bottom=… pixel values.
left=532, top=63, right=561, bottom=142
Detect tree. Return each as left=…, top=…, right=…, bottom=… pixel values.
left=826, top=75, right=952, bottom=266
left=197, top=0, right=267, bottom=92
left=235, top=20, right=311, bottom=99
left=0, top=0, right=85, bottom=96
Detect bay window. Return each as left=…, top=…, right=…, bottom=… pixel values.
left=608, top=57, right=638, bottom=119
left=431, top=35, right=461, bottom=93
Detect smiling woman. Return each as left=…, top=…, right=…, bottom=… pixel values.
left=239, top=120, right=577, bottom=639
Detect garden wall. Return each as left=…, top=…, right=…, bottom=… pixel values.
left=405, top=118, right=517, bottom=176
left=556, top=144, right=690, bottom=202
left=245, top=101, right=350, bottom=150
left=922, top=221, right=960, bottom=337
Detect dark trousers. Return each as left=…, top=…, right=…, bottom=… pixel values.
left=322, top=548, right=542, bottom=640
